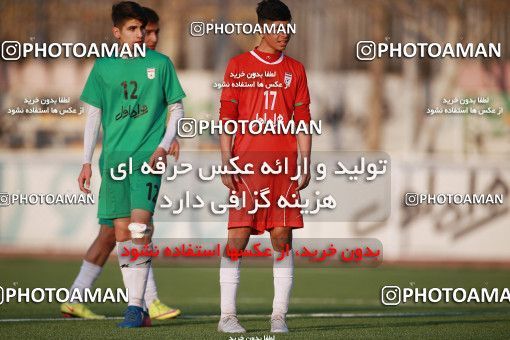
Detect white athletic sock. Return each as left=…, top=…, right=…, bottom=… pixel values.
left=220, top=256, right=241, bottom=318
left=272, top=250, right=294, bottom=317
left=144, top=266, right=159, bottom=308
left=117, top=241, right=152, bottom=308
left=69, top=260, right=102, bottom=303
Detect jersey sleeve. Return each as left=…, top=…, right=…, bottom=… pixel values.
left=162, top=57, right=186, bottom=105
left=219, top=58, right=241, bottom=120
left=80, top=61, right=103, bottom=109
left=293, top=63, right=311, bottom=123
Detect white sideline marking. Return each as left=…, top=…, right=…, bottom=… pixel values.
left=0, top=310, right=498, bottom=323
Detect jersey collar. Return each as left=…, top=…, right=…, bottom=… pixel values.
left=250, top=47, right=284, bottom=65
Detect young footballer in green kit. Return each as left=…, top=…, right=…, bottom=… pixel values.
left=62, top=6, right=181, bottom=322
left=77, top=1, right=185, bottom=328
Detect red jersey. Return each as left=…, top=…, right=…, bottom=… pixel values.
left=220, top=48, right=311, bottom=157
left=219, top=48, right=311, bottom=233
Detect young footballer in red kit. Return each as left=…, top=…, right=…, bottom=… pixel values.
left=217, top=0, right=311, bottom=333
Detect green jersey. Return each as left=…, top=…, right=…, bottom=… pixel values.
left=80, top=49, right=185, bottom=170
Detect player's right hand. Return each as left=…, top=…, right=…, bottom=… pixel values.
left=78, top=163, right=92, bottom=194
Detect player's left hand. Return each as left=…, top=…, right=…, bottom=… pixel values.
left=148, top=147, right=168, bottom=171
left=297, top=161, right=311, bottom=191
left=168, top=139, right=180, bottom=161
left=78, top=163, right=92, bottom=194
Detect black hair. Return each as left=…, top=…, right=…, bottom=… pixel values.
left=111, top=1, right=147, bottom=28
left=142, top=6, right=159, bottom=24
left=256, top=0, right=292, bottom=23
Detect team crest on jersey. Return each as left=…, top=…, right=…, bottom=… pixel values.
left=147, top=68, right=156, bottom=79
left=284, top=72, right=292, bottom=88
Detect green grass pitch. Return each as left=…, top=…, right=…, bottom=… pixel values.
left=1, top=259, right=509, bottom=339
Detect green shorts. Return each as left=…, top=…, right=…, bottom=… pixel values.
left=98, top=166, right=162, bottom=220
left=98, top=218, right=114, bottom=227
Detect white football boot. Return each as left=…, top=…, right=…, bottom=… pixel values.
left=218, top=315, right=246, bottom=333
left=270, top=314, right=289, bottom=333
